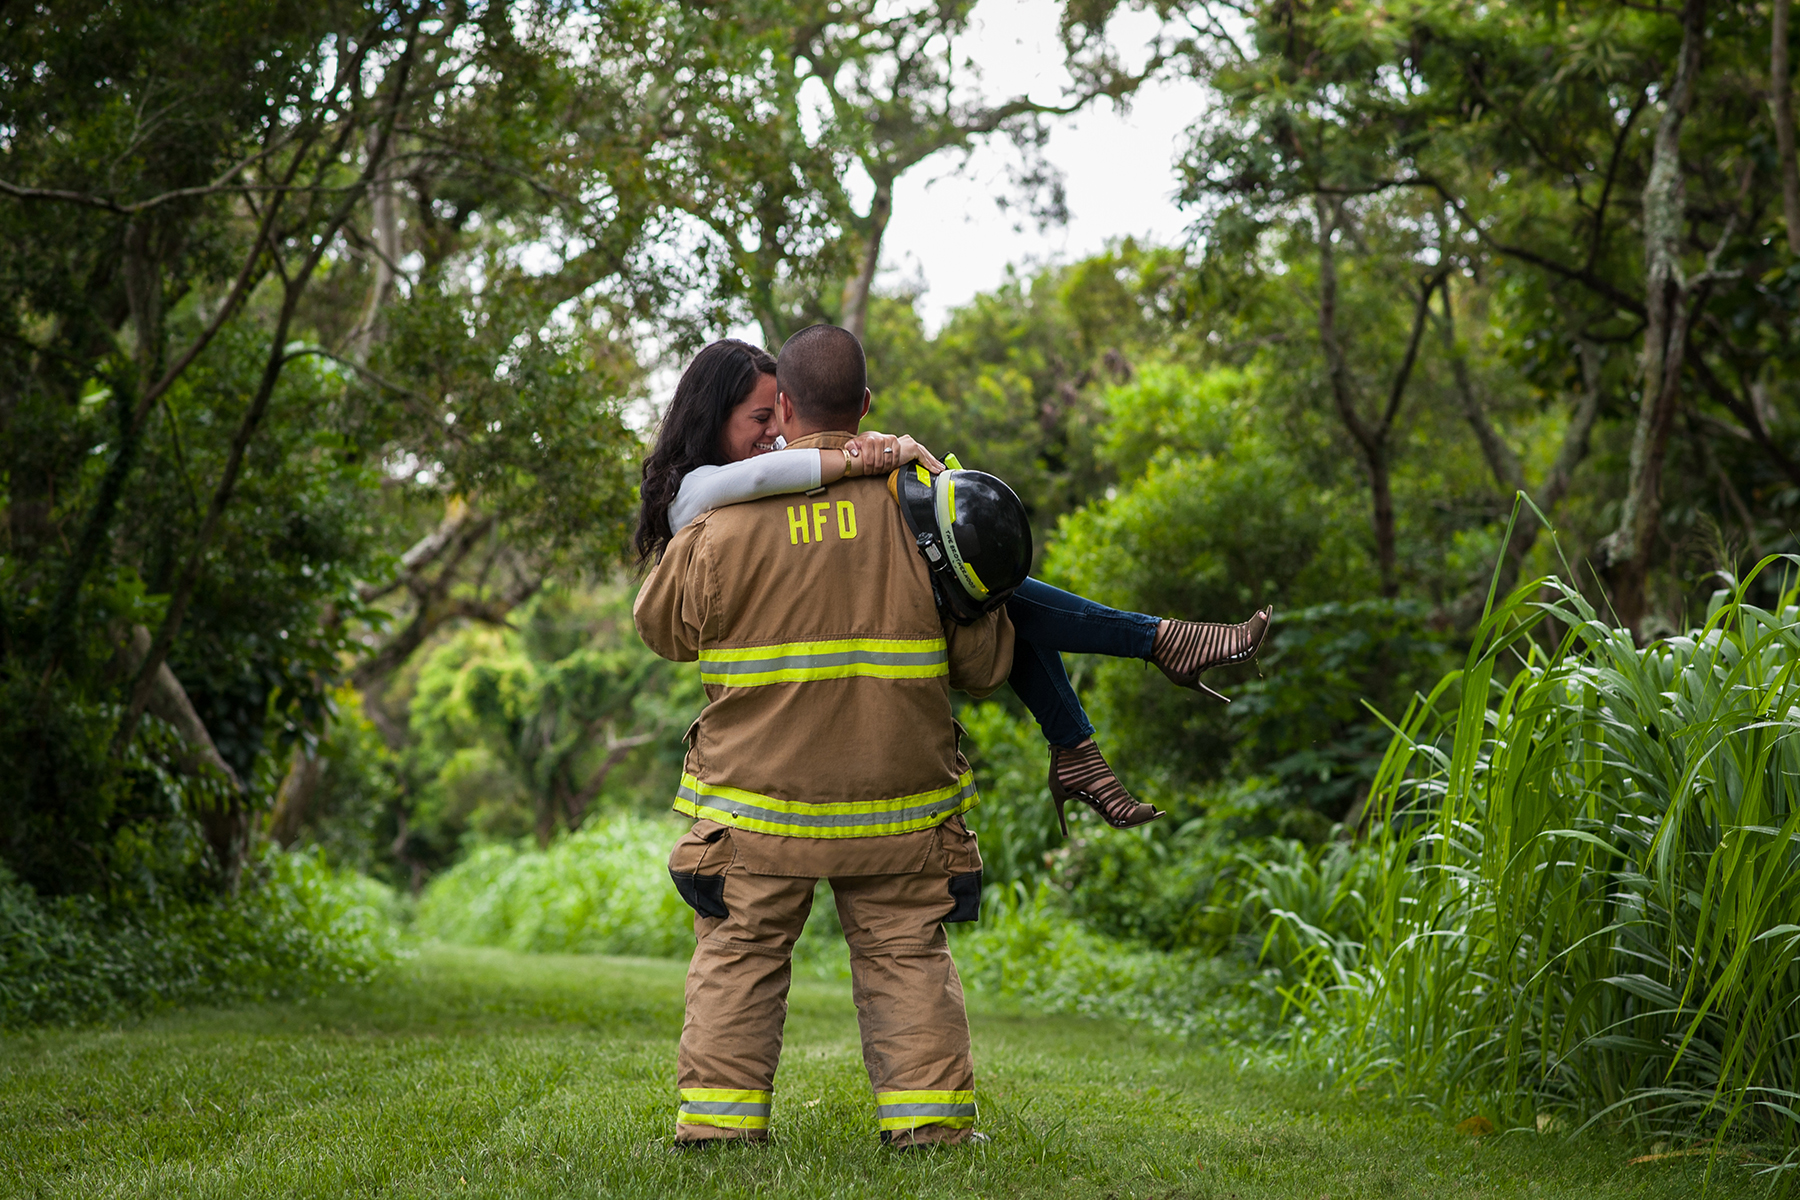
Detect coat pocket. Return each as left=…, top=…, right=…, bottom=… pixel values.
left=668, top=819, right=732, bottom=919
left=937, top=814, right=983, bottom=924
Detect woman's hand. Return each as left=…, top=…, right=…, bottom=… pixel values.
left=842, top=430, right=946, bottom=478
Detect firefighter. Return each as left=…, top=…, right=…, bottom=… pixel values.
left=634, top=323, right=1016, bottom=1149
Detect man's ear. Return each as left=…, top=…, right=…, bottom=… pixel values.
left=858, top=388, right=872, bottom=420
left=778, top=390, right=798, bottom=427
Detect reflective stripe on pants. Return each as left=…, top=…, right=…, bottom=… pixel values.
left=678, top=1088, right=771, bottom=1130
left=875, top=1089, right=977, bottom=1130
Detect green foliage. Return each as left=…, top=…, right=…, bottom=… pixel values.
left=955, top=701, right=1062, bottom=888
left=146, top=343, right=384, bottom=778
left=952, top=881, right=1272, bottom=1042
left=400, top=584, right=702, bottom=862
left=1038, top=363, right=1454, bottom=820
left=1264, top=565, right=1800, bottom=1161
left=274, top=687, right=402, bottom=880
left=412, top=814, right=848, bottom=974
left=414, top=817, right=695, bottom=958
left=863, top=244, right=1196, bottom=532
left=1050, top=366, right=1362, bottom=616
left=0, top=333, right=382, bottom=894
left=0, top=847, right=402, bottom=1028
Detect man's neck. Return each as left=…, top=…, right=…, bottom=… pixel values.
left=782, top=427, right=857, bottom=449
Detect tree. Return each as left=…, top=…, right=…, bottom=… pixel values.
left=652, top=1, right=1149, bottom=345
left=0, top=1, right=688, bottom=890
left=405, top=586, right=699, bottom=858
left=1164, top=0, right=1800, bottom=633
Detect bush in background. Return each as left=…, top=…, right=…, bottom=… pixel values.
left=0, top=846, right=403, bottom=1027
left=414, top=814, right=856, bottom=972
left=952, top=882, right=1274, bottom=1041
left=415, top=815, right=695, bottom=957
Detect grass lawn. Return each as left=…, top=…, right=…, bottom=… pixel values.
left=0, top=944, right=1741, bottom=1198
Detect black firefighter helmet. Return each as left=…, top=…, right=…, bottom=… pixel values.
left=887, top=463, right=1033, bottom=625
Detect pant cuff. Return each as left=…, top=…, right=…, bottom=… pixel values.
left=677, top=1087, right=772, bottom=1135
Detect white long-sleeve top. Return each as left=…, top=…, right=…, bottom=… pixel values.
left=668, top=449, right=824, bottom=534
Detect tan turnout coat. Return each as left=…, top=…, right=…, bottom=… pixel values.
left=634, top=430, right=1014, bottom=866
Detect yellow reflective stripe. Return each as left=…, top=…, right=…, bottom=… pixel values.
left=875, top=1088, right=977, bottom=1130
left=698, top=637, right=949, bottom=687
left=878, top=1114, right=976, bottom=1130
left=701, top=637, right=945, bottom=661
left=678, top=1087, right=772, bottom=1130
left=701, top=662, right=947, bottom=686
left=673, top=773, right=978, bottom=839
left=960, top=558, right=989, bottom=596
left=680, top=1089, right=771, bottom=1104
left=678, top=1112, right=770, bottom=1130
left=875, top=1091, right=975, bottom=1105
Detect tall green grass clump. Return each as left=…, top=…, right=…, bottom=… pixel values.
left=0, top=846, right=403, bottom=1027
left=416, top=815, right=696, bottom=956
left=1270, top=559, right=1800, bottom=1170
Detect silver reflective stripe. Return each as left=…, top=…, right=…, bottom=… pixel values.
left=680, top=1101, right=771, bottom=1117
left=877, top=1102, right=978, bottom=1118
left=704, top=647, right=946, bottom=677
left=675, top=779, right=978, bottom=829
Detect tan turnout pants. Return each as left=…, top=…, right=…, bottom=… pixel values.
left=667, top=815, right=984, bottom=1145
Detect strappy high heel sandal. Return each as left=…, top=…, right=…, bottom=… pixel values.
left=1149, top=606, right=1273, bottom=703
left=1047, top=739, right=1163, bottom=836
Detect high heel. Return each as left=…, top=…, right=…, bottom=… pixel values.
left=1150, top=606, right=1273, bottom=703
left=1047, top=740, right=1162, bottom=835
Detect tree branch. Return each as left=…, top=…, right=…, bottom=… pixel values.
left=112, top=20, right=423, bottom=765
left=1378, top=270, right=1447, bottom=439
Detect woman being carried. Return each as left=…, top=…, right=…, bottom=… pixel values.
left=634, top=339, right=1271, bottom=835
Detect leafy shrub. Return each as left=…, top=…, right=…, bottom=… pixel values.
left=953, top=882, right=1273, bottom=1041
left=1059, top=821, right=1263, bottom=952
left=0, top=846, right=403, bottom=1027
left=415, top=816, right=696, bottom=956
left=414, top=814, right=854, bottom=972
left=957, top=701, right=1062, bottom=888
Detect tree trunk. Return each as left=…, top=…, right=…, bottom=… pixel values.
left=346, top=125, right=401, bottom=363
left=1601, top=0, right=1707, bottom=636
left=534, top=792, right=558, bottom=849
left=1440, top=282, right=1604, bottom=613
left=1774, top=0, right=1800, bottom=253
left=267, top=748, right=323, bottom=847
left=116, top=624, right=250, bottom=886
left=109, top=36, right=419, bottom=759
left=116, top=624, right=242, bottom=791
left=841, top=174, right=893, bottom=342
left=1313, top=195, right=1429, bottom=598
left=113, top=277, right=311, bottom=760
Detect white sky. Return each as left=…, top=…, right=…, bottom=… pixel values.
left=872, top=0, right=1208, bottom=330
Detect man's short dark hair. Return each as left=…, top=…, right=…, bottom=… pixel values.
left=776, top=324, right=866, bottom=427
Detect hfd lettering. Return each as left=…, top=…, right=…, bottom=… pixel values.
left=786, top=500, right=857, bottom=545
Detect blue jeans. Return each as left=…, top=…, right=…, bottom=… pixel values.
left=1004, top=577, right=1160, bottom=749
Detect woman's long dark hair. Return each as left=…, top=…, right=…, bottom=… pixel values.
left=634, top=338, right=778, bottom=561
